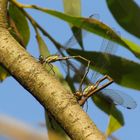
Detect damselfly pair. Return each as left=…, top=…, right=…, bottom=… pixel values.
left=39, top=15, right=137, bottom=110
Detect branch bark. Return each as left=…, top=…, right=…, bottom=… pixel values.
left=0, top=0, right=105, bottom=139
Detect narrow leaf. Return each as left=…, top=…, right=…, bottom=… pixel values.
left=123, top=38, right=140, bottom=57
left=0, top=66, right=9, bottom=82
left=7, top=14, right=25, bottom=47
left=63, top=0, right=81, bottom=17
left=32, top=7, right=140, bottom=58
left=93, top=95, right=124, bottom=135
left=67, top=49, right=140, bottom=90
left=106, top=106, right=123, bottom=136
left=8, top=3, right=30, bottom=47
left=36, top=31, right=50, bottom=57
left=106, top=0, right=140, bottom=38
left=63, top=0, right=83, bottom=49
left=36, top=31, right=71, bottom=91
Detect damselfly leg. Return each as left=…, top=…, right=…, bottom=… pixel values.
left=86, top=75, right=113, bottom=98
left=39, top=54, right=91, bottom=90
left=75, top=75, right=114, bottom=106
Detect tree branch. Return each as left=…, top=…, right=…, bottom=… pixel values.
left=0, top=0, right=105, bottom=139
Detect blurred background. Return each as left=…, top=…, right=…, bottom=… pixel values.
left=0, top=0, right=140, bottom=140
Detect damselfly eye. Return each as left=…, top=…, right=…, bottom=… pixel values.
left=39, top=55, right=46, bottom=64
left=39, top=55, right=44, bottom=61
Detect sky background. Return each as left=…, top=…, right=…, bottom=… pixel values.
left=0, top=0, right=140, bottom=140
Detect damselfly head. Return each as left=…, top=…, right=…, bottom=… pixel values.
left=39, top=55, right=43, bottom=60
left=74, top=91, right=82, bottom=100
left=39, top=55, right=45, bottom=64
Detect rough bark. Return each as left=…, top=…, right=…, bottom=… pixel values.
left=0, top=0, right=105, bottom=139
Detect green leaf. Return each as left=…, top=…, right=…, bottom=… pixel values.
left=0, top=66, right=9, bottom=82
left=67, top=48, right=140, bottom=90
left=63, top=0, right=83, bottom=49
left=63, top=0, right=81, bottom=17
left=36, top=31, right=69, bottom=90
left=106, top=0, right=140, bottom=38
left=33, top=7, right=140, bottom=58
left=106, top=106, right=124, bottom=136
left=123, top=38, right=140, bottom=57
left=36, top=31, right=71, bottom=90
left=36, top=31, right=54, bottom=74
left=8, top=3, right=30, bottom=47
left=36, top=31, right=50, bottom=57
left=93, top=95, right=124, bottom=136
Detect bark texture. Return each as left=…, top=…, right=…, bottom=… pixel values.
left=0, top=0, right=105, bottom=139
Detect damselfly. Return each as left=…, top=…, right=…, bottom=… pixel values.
left=39, top=54, right=91, bottom=90
left=39, top=14, right=137, bottom=109
left=89, top=30, right=137, bottom=109
left=64, top=22, right=137, bottom=109
left=38, top=15, right=101, bottom=89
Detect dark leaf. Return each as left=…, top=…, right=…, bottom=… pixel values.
left=8, top=3, right=30, bottom=47
left=67, top=48, right=140, bottom=90
left=106, top=0, right=140, bottom=38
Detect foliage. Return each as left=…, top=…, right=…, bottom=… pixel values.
left=0, top=0, right=139, bottom=139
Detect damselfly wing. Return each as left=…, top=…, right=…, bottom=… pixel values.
left=58, top=13, right=137, bottom=109
left=63, top=18, right=137, bottom=109
left=91, top=30, right=137, bottom=109
left=60, top=14, right=100, bottom=85
left=63, top=13, right=100, bottom=50
left=100, top=89, right=137, bottom=109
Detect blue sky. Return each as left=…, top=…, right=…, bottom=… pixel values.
left=0, top=0, right=140, bottom=140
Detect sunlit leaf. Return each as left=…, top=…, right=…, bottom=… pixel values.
left=123, top=38, right=140, bottom=57
left=8, top=3, right=30, bottom=47
left=33, top=7, right=140, bottom=58
left=63, top=0, right=81, bottom=17
left=106, top=0, right=140, bottom=38
left=106, top=106, right=123, bottom=136
left=36, top=30, right=54, bottom=74
left=67, top=48, right=140, bottom=90
left=63, top=0, right=83, bottom=49
left=36, top=31, right=69, bottom=86
left=93, top=95, right=124, bottom=136
left=36, top=31, right=70, bottom=91
left=36, top=31, right=50, bottom=57
left=0, top=66, right=9, bottom=82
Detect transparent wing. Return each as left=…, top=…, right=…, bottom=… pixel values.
left=100, top=89, right=137, bottom=109
left=61, top=14, right=100, bottom=80
left=92, top=30, right=120, bottom=83
left=63, top=14, right=100, bottom=49
left=97, top=89, right=123, bottom=106
left=91, top=31, right=137, bottom=109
